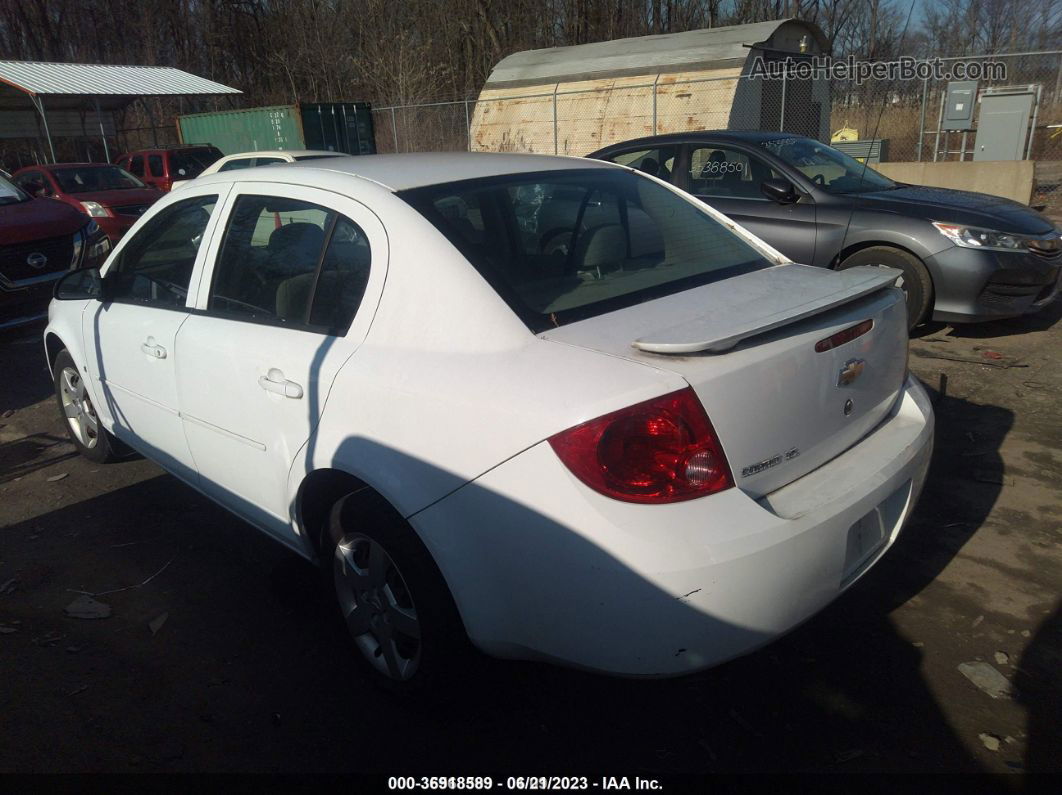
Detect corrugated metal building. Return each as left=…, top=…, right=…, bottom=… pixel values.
left=0, top=61, right=240, bottom=163
left=470, top=19, right=829, bottom=156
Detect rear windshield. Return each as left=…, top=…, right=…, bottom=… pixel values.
left=52, top=165, right=145, bottom=193
left=170, top=148, right=223, bottom=179
left=401, top=169, right=771, bottom=330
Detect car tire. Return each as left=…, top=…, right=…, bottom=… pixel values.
left=52, top=350, right=122, bottom=464
left=837, top=246, right=933, bottom=330
left=326, top=492, right=474, bottom=692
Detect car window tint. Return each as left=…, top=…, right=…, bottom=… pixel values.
left=688, top=146, right=780, bottom=199
left=218, top=158, right=254, bottom=172
left=308, top=217, right=371, bottom=332
left=108, top=195, right=218, bottom=308
left=209, top=195, right=367, bottom=332
left=129, top=156, right=145, bottom=177
left=148, top=155, right=165, bottom=177
left=605, top=147, right=678, bottom=180
left=16, top=171, right=51, bottom=197
left=406, top=169, right=767, bottom=329
left=255, top=157, right=284, bottom=165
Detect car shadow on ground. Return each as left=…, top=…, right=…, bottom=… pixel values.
left=0, top=431, right=79, bottom=484
left=0, top=386, right=1028, bottom=776
left=0, top=320, right=54, bottom=413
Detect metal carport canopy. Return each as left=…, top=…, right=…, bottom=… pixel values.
left=0, top=60, right=241, bottom=162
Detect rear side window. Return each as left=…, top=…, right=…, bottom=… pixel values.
left=401, top=169, right=770, bottom=331
left=208, top=195, right=370, bottom=334
left=148, top=155, right=165, bottom=177
left=603, top=147, right=678, bottom=181
left=108, top=195, right=218, bottom=308
left=688, top=145, right=781, bottom=199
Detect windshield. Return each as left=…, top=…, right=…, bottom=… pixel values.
left=0, top=174, right=29, bottom=205
left=52, top=165, right=145, bottom=194
left=401, top=169, right=772, bottom=331
left=170, top=148, right=222, bottom=179
left=760, top=137, right=896, bottom=194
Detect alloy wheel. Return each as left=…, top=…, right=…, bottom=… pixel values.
left=59, top=366, right=99, bottom=449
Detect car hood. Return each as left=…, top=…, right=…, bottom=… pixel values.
left=855, top=184, right=1055, bottom=235
left=0, top=198, right=87, bottom=244
left=70, top=188, right=161, bottom=207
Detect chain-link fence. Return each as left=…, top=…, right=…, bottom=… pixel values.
left=372, top=49, right=1062, bottom=219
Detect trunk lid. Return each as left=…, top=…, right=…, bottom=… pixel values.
left=541, top=263, right=909, bottom=498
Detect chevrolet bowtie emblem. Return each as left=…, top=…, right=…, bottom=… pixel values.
left=838, top=358, right=866, bottom=387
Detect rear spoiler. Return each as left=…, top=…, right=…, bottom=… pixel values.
left=633, top=264, right=902, bottom=354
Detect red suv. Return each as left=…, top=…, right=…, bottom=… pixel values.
left=115, top=144, right=223, bottom=192
left=12, top=163, right=161, bottom=243
left=1, top=174, right=110, bottom=330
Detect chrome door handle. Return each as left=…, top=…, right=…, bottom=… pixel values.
left=258, top=368, right=303, bottom=399
left=140, top=337, right=167, bottom=359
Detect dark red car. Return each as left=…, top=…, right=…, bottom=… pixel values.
left=12, top=163, right=161, bottom=243
left=1, top=174, right=110, bottom=330
left=115, top=145, right=222, bottom=192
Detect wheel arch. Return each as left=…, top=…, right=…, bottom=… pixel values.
left=45, top=331, right=67, bottom=377
left=295, top=467, right=406, bottom=562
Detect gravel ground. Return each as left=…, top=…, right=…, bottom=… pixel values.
left=0, top=303, right=1060, bottom=777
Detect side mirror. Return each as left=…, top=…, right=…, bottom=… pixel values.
left=54, top=267, right=105, bottom=301
left=761, top=178, right=798, bottom=204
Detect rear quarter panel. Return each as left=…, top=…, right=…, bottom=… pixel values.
left=289, top=188, right=687, bottom=520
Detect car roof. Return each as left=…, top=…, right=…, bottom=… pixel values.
left=220, top=150, right=342, bottom=159
left=44, top=162, right=120, bottom=169
left=252, top=152, right=620, bottom=191
left=591, top=130, right=799, bottom=153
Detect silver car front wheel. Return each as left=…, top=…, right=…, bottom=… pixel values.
left=58, top=366, right=99, bottom=449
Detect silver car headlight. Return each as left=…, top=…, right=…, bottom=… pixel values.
left=932, top=221, right=1024, bottom=252
left=80, top=201, right=111, bottom=218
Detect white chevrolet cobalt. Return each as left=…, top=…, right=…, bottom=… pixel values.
left=45, top=153, right=933, bottom=686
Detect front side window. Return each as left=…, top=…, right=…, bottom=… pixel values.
left=688, top=145, right=781, bottom=199
left=604, top=147, right=678, bottom=181
left=402, top=169, right=771, bottom=330
left=148, top=155, right=165, bottom=177
left=108, top=195, right=218, bottom=308
left=760, top=136, right=895, bottom=194
left=208, top=195, right=370, bottom=334
left=129, top=156, right=145, bottom=177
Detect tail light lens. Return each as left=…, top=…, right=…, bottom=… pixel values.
left=548, top=387, right=733, bottom=504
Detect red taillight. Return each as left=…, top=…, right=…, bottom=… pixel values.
left=548, top=388, right=733, bottom=504
left=815, top=319, right=874, bottom=352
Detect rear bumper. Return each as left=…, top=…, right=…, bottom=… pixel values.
left=414, top=375, right=934, bottom=676
left=927, top=245, right=1061, bottom=323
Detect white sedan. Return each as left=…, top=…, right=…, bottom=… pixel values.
left=45, top=153, right=933, bottom=687
left=170, top=149, right=344, bottom=189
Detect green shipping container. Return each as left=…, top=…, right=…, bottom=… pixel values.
left=177, top=103, right=376, bottom=156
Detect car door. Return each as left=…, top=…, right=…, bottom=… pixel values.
left=175, top=182, right=386, bottom=540
left=82, top=186, right=229, bottom=483
left=681, top=142, right=818, bottom=266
